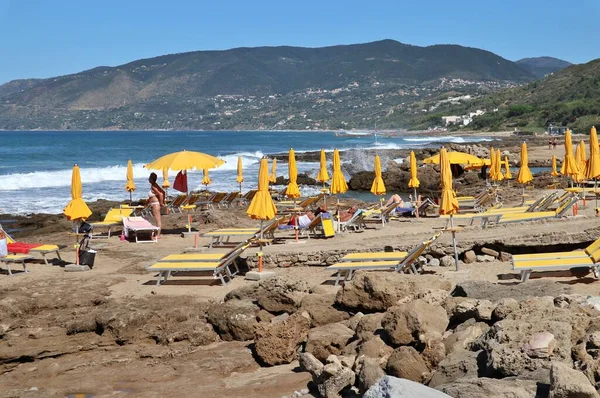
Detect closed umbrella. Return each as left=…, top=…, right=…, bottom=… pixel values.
left=494, top=149, right=504, bottom=182
left=162, top=167, right=171, bottom=189
left=550, top=155, right=559, bottom=177
left=330, top=149, right=348, bottom=195
left=586, top=126, right=600, bottom=206
left=247, top=158, right=277, bottom=272
left=64, top=164, right=92, bottom=221
left=236, top=156, right=244, bottom=194
left=370, top=155, right=386, bottom=196
left=125, top=159, right=136, bottom=202
left=517, top=142, right=533, bottom=204
left=576, top=141, right=587, bottom=183
left=561, top=130, right=579, bottom=181
left=489, top=147, right=496, bottom=181
left=504, top=156, right=513, bottom=179
left=408, top=151, right=420, bottom=218
left=202, top=168, right=211, bottom=190
left=285, top=149, right=300, bottom=199
left=439, top=148, right=460, bottom=271
left=270, top=158, right=277, bottom=184
left=317, top=149, right=329, bottom=184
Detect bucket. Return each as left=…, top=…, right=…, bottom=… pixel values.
left=79, top=250, right=97, bottom=267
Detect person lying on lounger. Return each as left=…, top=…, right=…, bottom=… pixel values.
left=385, top=194, right=422, bottom=215
left=287, top=206, right=329, bottom=228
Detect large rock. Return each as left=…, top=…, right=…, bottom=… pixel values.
left=355, top=312, right=385, bottom=341
left=356, top=336, right=394, bottom=367
left=381, top=300, right=449, bottom=346
left=336, top=272, right=453, bottom=312
left=305, top=323, right=356, bottom=362
left=436, top=377, right=539, bottom=397
left=443, top=320, right=488, bottom=355
left=356, top=356, right=386, bottom=393
left=443, top=297, right=494, bottom=323
left=365, top=376, right=452, bottom=398
left=428, top=349, right=481, bottom=387
left=421, top=334, right=447, bottom=369
left=206, top=300, right=259, bottom=341
left=254, top=311, right=311, bottom=366
left=300, top=294, right=350, bottom=327
left=549, top=361, right=600, bottom=398
left=256, top=275, right=311, bottom=314
left=463, top=250, right=476, bottom=264
left=386, top=346, right=431, bottom=383
left=299, top=353, right=355, bottom=398
left=474, top=319, right=573, bottom=377
left=453, top=280, right=572, bottom=301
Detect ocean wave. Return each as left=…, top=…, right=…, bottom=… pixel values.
left=217, top=151, right=264, bottom=170
left=403, top=136, right=491, bottom=143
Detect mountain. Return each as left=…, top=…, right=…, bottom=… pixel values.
left=0, top=78, right=42, bottom=99
left=515, top=57, right=572, bottom=78
left=448, top=58, right=600, bottom=132
left=0, top=40, right=537, bottom=130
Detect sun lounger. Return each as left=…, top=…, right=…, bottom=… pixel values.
left=123, top=217, right=160, bottom=243
left=326, top=233, right=441, bottom=285
left=221, top=192, right=241, bottom=208
left=340, top=251, right=409, bottom=262
left=1, top=254, right=33, bottom=276
left=167, top=194, right=188, bottom=213
left=241, top=190, right=257, bottom=205
left=480, top=196, right=579, bottom=228
left=277, top=194, right=324, bottom=211
left=335, top=209, right=367, bottom=232
left=90, top=208, right=134, bottom=239
left=512, top=237, right=600, bottom=282
left=147, top=242, right=250, bottom=286
left=1, top=224, right=64, bottom=265
left=203, top=217, right=285, bottom=247
left=364, top=202, right=397, bottom=227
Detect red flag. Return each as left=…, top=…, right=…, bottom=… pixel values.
left=173, top=171, right=188, bottom=193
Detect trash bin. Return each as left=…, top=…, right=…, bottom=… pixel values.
left=79, top=249, right=97, bottom=267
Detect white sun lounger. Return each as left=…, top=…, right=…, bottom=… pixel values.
left=123, top=217, right=160, bottom=243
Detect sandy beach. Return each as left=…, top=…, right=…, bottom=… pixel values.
left=2, top=133, right=600, bottom=397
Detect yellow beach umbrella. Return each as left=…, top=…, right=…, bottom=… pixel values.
left=586, top=126, right=600, bottom=180
left=317, top=149, right=329, bottom=184
left=561, top=130, right=579, bottom=179
left=550, top=155, right=559, bottom=177
left=161, top=167, right=171, bottom=189
left=494, top=149, right=504, bottom=181
left=125, top=159, right=136, bottom=202
left=63, top=164, right=92, bottom=221
left=285, top=149, right=300, bottom=199
left=408, top=151, right=420, bottom=189
left=247, top=158, right=277, bottom=223
left=423, top=151, right=483, bottom=166
left=269, top=158, right=277, bottom=184
left=517, top=142, right=533, bottom=184
left=330, top=149, right=348, bottom=195
left=576, top=141, right=587, bottom=183
left=145, top=150, right=225, bottom=171
left=439, top=148, right=460, bottom=270
left=489, top=147, right=496, bottom=180
left=202, top=168, right=211, bottom=188
left=370, top=154, right=386, bottom=196
left=236, top=156, right=244, bottom=193
left=504, top=156, right=513, bottom=179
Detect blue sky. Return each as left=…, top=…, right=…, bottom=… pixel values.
left=0, top=0, right=598, bottom=84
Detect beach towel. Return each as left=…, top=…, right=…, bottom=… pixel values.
left=173, top=171, right=188, bottom=193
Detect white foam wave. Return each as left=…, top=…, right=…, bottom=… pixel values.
left=216, top=151, right=264, bottom=171
left=403, top=136, right=491, bottom=143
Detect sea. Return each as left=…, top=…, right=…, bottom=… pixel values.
left=0, top=130, right=499, bottom=215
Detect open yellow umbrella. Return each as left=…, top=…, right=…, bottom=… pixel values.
left=489, top=147, right=496, bottom=180
left=330, top=149, right=348, bottom=195
left=236, top=156, right=244, bottom=193
left=586, top=126, right=600, bottom=206
left=269, top=158, right=277, bottom=184
left=125, top=159, right=136, bottom=202
left=561, top=129, right=579, bottom=179
left=504, top=156, right=513, bottom=179
left=370, top=155, right=386, bottom=196
left=439, top=148, right=460, bottom=270
left=202, top=168, right=211, bottom=189
left=494, top=149, right=504, bottom=182
left=64, top=164, right=92, bottom=221
left=550, top=155, right=559, bottom=177
left=517, top=142, right=533, bottom=203
left=145, top=150, right=225, bottom=171
left=423, top=151, right=483, bottom=166
left=317, top=149, right=329, bottom=184
left=285, top=149, right=300, bottom=199
left=161, top=167, right=171, bottom=189
left=576, top=141, right=587, bottom=183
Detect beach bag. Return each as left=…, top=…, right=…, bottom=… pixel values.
left=78, top=221, right=93, bottom=234
left=173, top=171, right=188, bottom=193
left=0, top=238, right=7, bottom=258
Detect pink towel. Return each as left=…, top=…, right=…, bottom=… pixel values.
left=123, top=217, right=158, bottom=238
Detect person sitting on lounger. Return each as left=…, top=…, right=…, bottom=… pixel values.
left=385, top=194, right=422, bottom=214
left=288, top=207, right=328, bottom=228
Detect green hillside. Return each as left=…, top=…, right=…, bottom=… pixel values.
left=515, top=57, right=571, bottom=78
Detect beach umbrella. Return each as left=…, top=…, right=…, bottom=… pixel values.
left=317, top=149, right=329, bottom=185
left=494, top=149, right=504, bottom=182
left=247, top=158, right=277, bottom=271
left=504, top=156, right=513, bottom=179
left=586, top=126, right=600, bottom=206
left=64, top=164, right=92, bottom=221
left=161, top=167, right=171, bottom=189
left=236, top=156, right=244, bottom=194
left=439, top=148, right=460, bottom=271
left=269, top=158, right=277, bottom=184
left=408, top=151, right=420, bottom=217
left=330, top=149, right=348, bottom=195
left=370, top=154, right=386, bottom=196
left=423, top=151, right=483, bottom=166
left=517, top=142, right=534, bottom=204
left=489, top=147, right=496, bottom=180
left=285, top=149, right=300, bottom=199
left=550, top=155, right=559, bottom=177
left=145, top=150, right=224, bottom=171
left=202, top=168, right=211, bottom=190
left=125, top=159, right=136, bottom=202
left=576, top=141, right=587, bottom=183
left=561, top=130, right=579, bottom=181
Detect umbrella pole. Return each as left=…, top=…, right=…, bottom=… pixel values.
left=259, top=220, right=264, bottom=272
left=596, top=179, right=598, bottom=208
left=450, top=215, right=459, bottom=271
left=129, top=191, right=132, bottom=204
left=414, top=188, right=419, bottom=219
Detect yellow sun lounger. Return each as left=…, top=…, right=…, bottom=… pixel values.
left=341, top=251, right=409, bottom=262
left=203, top=217, right=286, bottom=247
left=511, top=237, right=600, bottom=282
left=90, top=208, right=134, bottom=239
left=1, top=225, right=64, bottom=265
left=147, top=243, right=250, bottom=286
left=480, top=196, right=578, bottom=228
left=326, top=233, right=441, bottom=285
left=1, top=254, right=33, bottom=276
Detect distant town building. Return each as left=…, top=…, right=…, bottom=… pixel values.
left=548, top=124, right=568, bottom=135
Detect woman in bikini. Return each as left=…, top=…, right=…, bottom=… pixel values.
left=148, top=172, right=166, bottom=238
